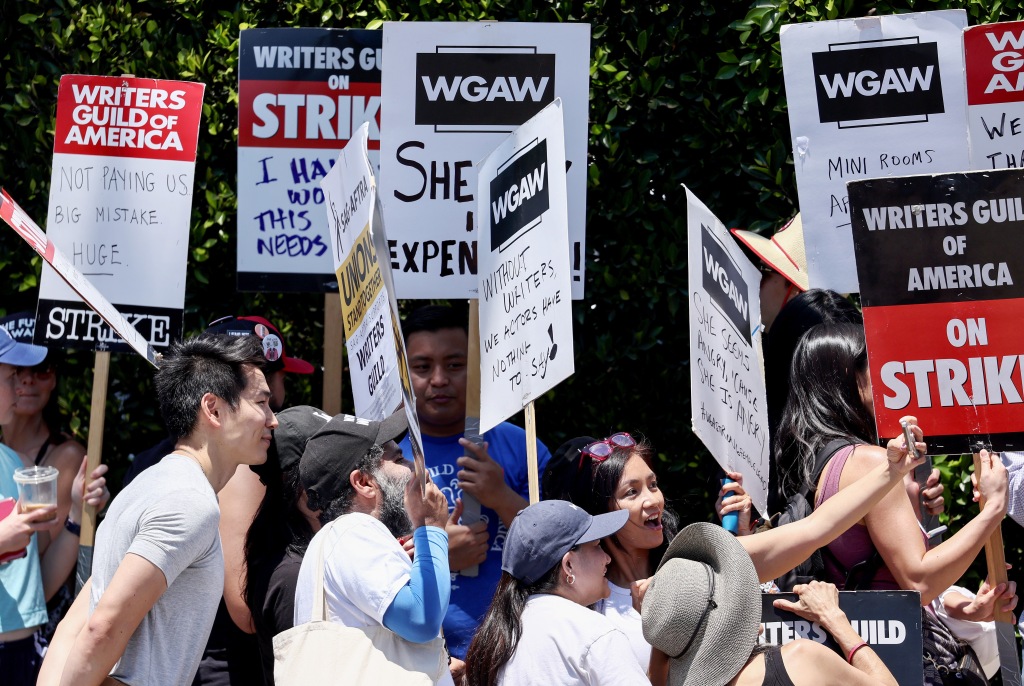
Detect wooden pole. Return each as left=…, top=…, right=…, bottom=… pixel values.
left=81, top=351, right=110, bottom=546
left=525, top=401, right=539, bottom=504
left=322, top=293, right=343, bottom=415
left=972, top=450, right=1022, bottom=686
left=461, top=299, right=483, bottom=577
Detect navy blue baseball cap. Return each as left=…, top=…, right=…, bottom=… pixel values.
left=0, top=326, right=47, bottom=367
left=502, top=500, right=629, bottom=585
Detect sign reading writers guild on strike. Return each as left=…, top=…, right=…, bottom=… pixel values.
left=476, top=100, right=574, bottom=433
left=686, top=189, right=769, bottom=515
left=780, top=10, right=969, bottom=293
left=965, top=21, right=1024, bottom=171
left=38, top=74, right=204, bottom=352
left=380, top=21, right=590, bottom=300
left=237, top=28, right=381, bottom=292
left=319, top=122, right=402, bottom=420
left=849, top=169, right=1024, bottom=454
left=760, top=592, right=923, bottom=686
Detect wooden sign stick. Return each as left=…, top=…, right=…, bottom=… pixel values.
left=973, top=450, right=1022, bottom=686
left=322, top=294, right=344, bottom=415
left=460, top=300, right=483, bottom=578
left=525, top=401, right=539, bottom=505
left=76, top=350, right=110, bottom=593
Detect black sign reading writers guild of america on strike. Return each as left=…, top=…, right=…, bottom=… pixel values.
left=489, top=138, right=550, bottom=252
left=812, top=37, right=945, bottom=128
left=700, top=225, right=752, bottom=345
left=415, top=49, right=556, bottom=132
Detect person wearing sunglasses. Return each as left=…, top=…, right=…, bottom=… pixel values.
left=543, top=422, right=932, bottom=674
left=464, top=499, right=647, bottom=686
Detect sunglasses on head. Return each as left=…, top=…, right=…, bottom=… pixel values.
left=579, top=432, right=635, bottom=465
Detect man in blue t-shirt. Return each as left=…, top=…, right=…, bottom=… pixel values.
left=399, top=306, right=551, bottom=667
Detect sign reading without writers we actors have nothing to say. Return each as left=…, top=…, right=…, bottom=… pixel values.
left=850, top=169, right=1024, bottom=454
left=686, top=189, right=769, bottom=515
left=320, top=123, right=402, bottom=421
left=237, top=28, right=381, bottom=292
left=781, top=10, right=969, bottom=294
left=380, top=22, right=589, bottom=300
left=476, top=100, right=574, bottom=434
left=38, top=74, right=204, bottom=352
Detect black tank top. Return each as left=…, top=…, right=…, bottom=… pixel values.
left=762, top=645, right=796, bottom=686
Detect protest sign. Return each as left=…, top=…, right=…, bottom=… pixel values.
left=1, top=189, right=157, bottom=366
left=379, top=21, right=590, bottom=300
left=849, top=169, right=1024, bottom=454
left=237, top=28, right=381, bottom=292
left=320, top=122, right=402, bottom=420
left=760, top=591, right=923, bottom=686
left=476, top=99, right=574, bottom=434
left=781, top=10, right=969, bottom=293
left=686, top=188, right=769, bottom=515
left=37, top=74, right=204, bottom=352
left=966, top=21, right=1024, bottom=170
left=0, top=312, right=35, bottom=342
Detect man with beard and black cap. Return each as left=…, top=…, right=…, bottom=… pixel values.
left=293, top=411, right=454, bottom=685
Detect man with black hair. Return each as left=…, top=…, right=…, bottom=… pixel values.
left=399, top=304, right=552, bottom=662
left=293, top=411, right=453, bottom=685
left=51, top=335, right=278, bottom=686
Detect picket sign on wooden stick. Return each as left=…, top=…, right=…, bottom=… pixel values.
left=972, top=450, right=1022, bottom=686
left=76, top=350, right=110, bottom=593
left=322, top=294, right=344, bottom=415
left=460, top=299, right=484, bottom=578
left=525, top=402, right=539, bottom=505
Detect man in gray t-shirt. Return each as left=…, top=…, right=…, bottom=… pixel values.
left=45, top=335, right=278, bottom=686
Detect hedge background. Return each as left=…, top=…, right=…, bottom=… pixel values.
left=0, top=0, right=1021, bottom=586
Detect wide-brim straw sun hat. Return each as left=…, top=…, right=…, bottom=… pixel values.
left=641, top=522, right=761, bottom=686
left=731, top=213, right=809, bottom=292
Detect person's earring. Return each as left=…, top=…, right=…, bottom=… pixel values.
left=566, top=573, right=575, bottom=585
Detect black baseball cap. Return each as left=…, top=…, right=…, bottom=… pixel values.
left=299, top=410, right=408, bottom=509
left=204, top=315, right=314, bottom=374
left=502, top=500, right=629, bottom=585
left=250, top=405, right=332, bottom=483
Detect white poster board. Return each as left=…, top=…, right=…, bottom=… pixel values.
left=477, top=100, right=575, bottom=433
left=780, top=10, right=969, bottom=293
left=966, top=21, right=1024, bottom=170
left=320, top=123, right=402, bottom=420
left=38, top=74, right=204, bottom=351
left=686, top=188, right=768, bottom=515
left=237, top=28, right=381, bottom=292
left=380, top=21, right=590, bottom=300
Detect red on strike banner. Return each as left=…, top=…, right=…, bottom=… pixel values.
left=53, top=75, right=204, bottom=163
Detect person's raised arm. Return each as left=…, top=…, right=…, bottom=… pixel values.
left=739, top=418, right=925, bottom=583
left=58, top=554, right=167, bottom=686
left=41, top=458, right=109, bottom=600
left=863, top=448, right=1006, bottom=604
left=218, top=464, right=265, bottom=633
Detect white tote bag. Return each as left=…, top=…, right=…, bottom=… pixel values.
left=273, top=516, right=448, bottom=686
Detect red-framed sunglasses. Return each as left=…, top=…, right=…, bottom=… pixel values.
left=579, top=432, right=635, bottom=465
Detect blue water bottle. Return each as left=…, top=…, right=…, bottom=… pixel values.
left=721, top=477, right=739, bottom=534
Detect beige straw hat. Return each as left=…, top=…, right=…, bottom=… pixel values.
left=730, top=213, right=809, bottom=292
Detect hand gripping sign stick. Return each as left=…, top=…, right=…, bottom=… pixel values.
left=0, top=189, right=158, bottom=591
left=972, top=446, right=1022, bottom=686
left=460, top=300, right=484, bottom=578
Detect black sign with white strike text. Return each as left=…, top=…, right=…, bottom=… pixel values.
left=415, top=51, right=555, bottom=128
left=34, top=300, right=181, bottom=353
left=813, top=41, right=944, bottom=125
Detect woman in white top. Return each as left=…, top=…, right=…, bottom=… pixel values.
left=542, top=425, right=935, bottom=674
left=464, top=499, right=646, bottom=686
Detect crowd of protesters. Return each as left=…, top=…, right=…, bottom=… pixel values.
left=0, top=217, right=1021, bottom=686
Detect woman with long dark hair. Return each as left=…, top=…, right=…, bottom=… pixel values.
left=464, top=499, right=646, bottom=686
left=774, top=323, right=1011, bottom=603
left=243, top=406, right=328, bottom=685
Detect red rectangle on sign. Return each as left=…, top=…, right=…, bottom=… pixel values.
left=965, top=21, right=1024, bottom=106
left=865, top=299, right=1024, bottom=450
left=52, top=75, right=205, bottom=162
left=238, top=80, right=381, bottom=149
